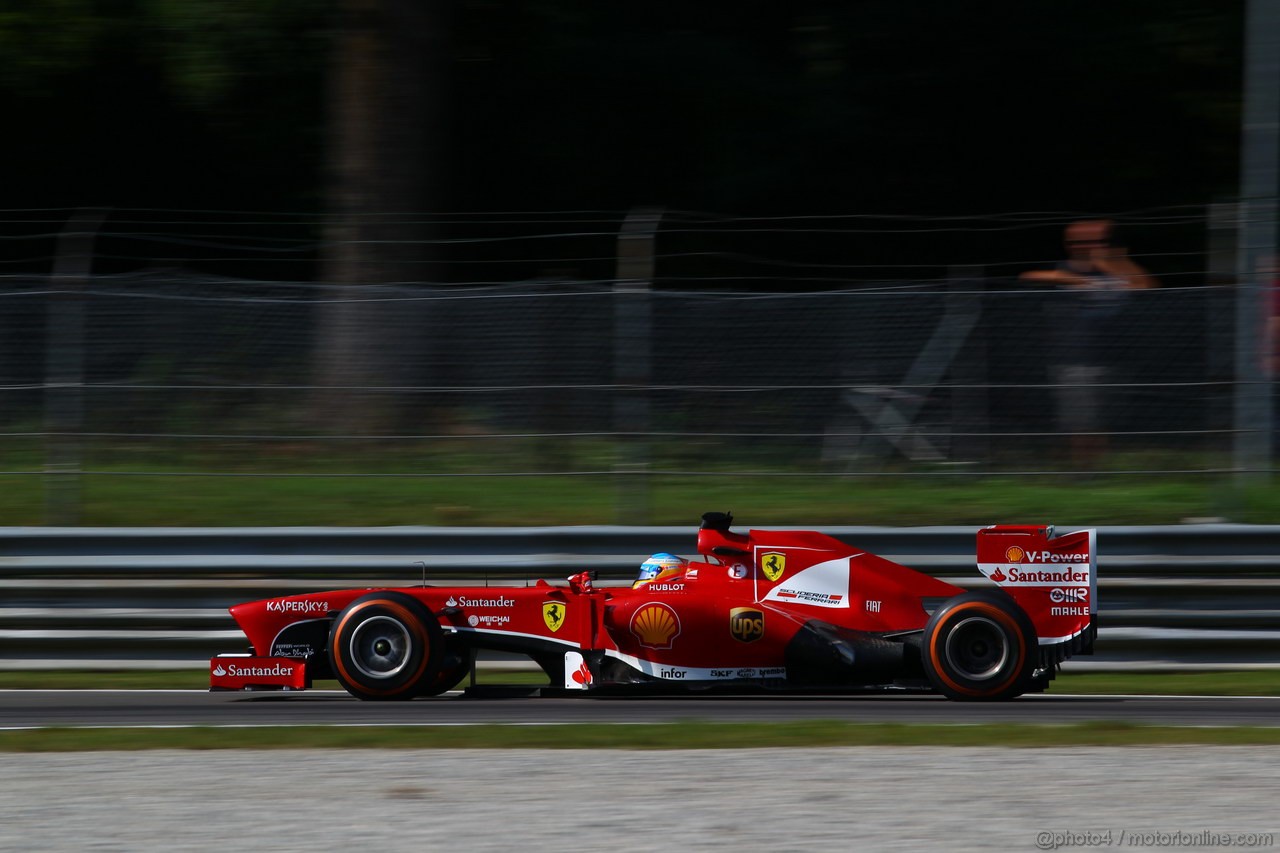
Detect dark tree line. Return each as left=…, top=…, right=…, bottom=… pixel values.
left=0, top=1, right=1248, bottom=427
left=1, top=1, right=1244, bottom=224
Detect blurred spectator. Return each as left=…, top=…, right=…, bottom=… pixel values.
left=1020, top=219, right=1157, bottom=468
left=1263, top=255, right=1280, bottom=453
left=1262, top=255, right=1280, bottom=379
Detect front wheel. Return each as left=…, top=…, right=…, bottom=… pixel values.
left=329, top=592, right=442, bottom=700
left=921, top=590, right=1037, bottom=701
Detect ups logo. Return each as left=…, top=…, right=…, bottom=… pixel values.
left=729, top=607, right=765, bottom=643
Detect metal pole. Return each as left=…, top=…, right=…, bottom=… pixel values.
left=44, top=209, right=104, bottom=525
left=947, top=266, right=987, bottom=465
left=1209, top=202, right=1239, bottom=445
left=613, top=207, right=662, bottom=524
left=1235, top=0, right=1280, bottom=484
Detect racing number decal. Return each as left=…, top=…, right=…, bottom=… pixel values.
left=760, top=552, right=786, bottom=582
left=542, top=601, right=565, bottom=633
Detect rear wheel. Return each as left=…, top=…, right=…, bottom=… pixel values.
left=921, top=591, right=1036, bottom=701
left=329, top=592, right=442, bottom=700
left=417, top=646, right=473, bottom=696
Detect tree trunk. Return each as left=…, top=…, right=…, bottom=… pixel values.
left=313, top=0, right=449, bottom=432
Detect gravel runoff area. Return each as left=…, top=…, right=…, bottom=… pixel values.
left=2, top=747, right=1278, bottom=852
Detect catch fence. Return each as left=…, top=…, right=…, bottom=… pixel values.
left=0, top=205, right=1272, bottom=524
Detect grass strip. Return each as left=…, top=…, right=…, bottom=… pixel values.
left=2, top=721, right=1280, bottom=752
left=1050, top=670, right=1280, bottom=696
left=0, top=464, right=1275, bottom=526
left=4, top=669, right=1280, bottom=695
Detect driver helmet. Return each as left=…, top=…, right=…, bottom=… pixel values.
left=634, top=553, right=688, bottom=588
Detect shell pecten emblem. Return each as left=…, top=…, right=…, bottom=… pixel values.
left=1005, top=546, right=1026, bottom=563
left=630, top=602, right=681, bottom=649
left=760, top=552, right=786, bottom=582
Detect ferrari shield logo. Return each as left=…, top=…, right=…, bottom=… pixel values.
left=542, top=601, right=566, bottom=633
left=760, top=552, right=786, bottom=582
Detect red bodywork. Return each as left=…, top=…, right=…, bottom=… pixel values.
left=211, top=517, right=1097, bottom=698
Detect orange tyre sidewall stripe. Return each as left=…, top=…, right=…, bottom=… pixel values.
left=333, top=599, right=431, bottom=696
left=927, top=601, right=1026, bottom=698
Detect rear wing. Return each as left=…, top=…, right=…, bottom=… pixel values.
left=975, top=525, right=1097, bottom=648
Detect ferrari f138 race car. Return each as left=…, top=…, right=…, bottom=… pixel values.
left=210, top=513, right=1097, bottom=701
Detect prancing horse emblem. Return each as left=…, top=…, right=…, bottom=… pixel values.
left=760, top=552, right=786, bottom=582
left=543, top=601, right=565, bottom=633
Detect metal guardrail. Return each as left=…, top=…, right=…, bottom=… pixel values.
left=1, top=524, right=1278, bottom=670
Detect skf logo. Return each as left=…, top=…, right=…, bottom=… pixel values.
left=630, top=602, right=681, bottom=649
left=760, top=552, right=786, bottom=582
left=729, top=607, right=764, bottom=643
left=542, top=601, right=565, bottom=633
left=1004, top=546, right=1026, bottom=563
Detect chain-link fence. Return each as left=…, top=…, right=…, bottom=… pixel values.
left=0, top=206, right=1271, bottom=523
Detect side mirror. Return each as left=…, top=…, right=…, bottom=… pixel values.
left=700, top=511, right=734, bottom=531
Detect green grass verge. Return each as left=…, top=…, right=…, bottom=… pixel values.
left=0, top=459, right=1277, bottom=525
left=2, top=721, right=1279, bottom=751
left=3, top=669, right=1280, bottom=695
left=4, top=670, right=1277, bottom=751
left=1051, top=670, right=1280, bottom=696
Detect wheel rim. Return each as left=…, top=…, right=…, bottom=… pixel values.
left=348, top=615, right=414, bottom=680
left=944, top=615, right=1009, bottom=681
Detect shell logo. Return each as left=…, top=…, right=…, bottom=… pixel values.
left=630, top=602, right=681, bottom=650
left=1004, top=546, right=1026, bottom=563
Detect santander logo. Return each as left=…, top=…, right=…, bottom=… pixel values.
left=989, top=568, right=1007, bottom=582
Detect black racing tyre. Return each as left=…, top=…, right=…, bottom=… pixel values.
left=921, top=590, right=1037, bottom=701
left=416, top=647, right=473, bottom=697
left=329, top=592, right=443, bottom=701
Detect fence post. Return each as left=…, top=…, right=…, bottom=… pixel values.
left=947, top=266, right=987, bottom=464
left=614, top=207, right=662, bottom=524
left=1234, top=0, right=1279, bottom=483
left=1208, top=203, right=1239, bottom=451
left=44, top=209, right=103, bottom=525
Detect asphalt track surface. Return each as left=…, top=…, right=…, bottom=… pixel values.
left=3, top=688, right=1280, bottom=728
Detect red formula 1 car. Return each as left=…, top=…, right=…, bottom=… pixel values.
left=210, top=513, right=1097, bottom=701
